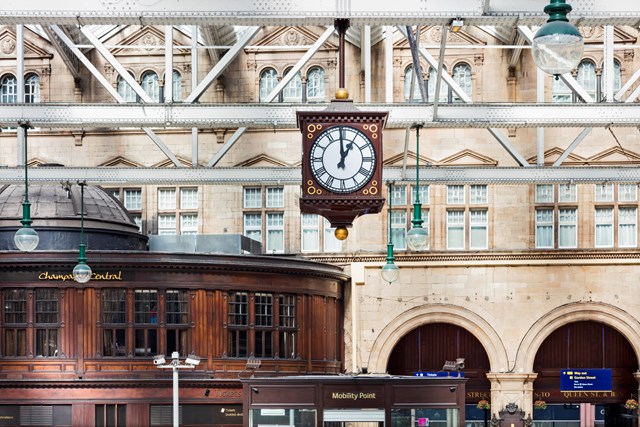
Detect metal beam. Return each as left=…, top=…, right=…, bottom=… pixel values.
left=2, top=166, right=640, bottom=185
left=5, top=103, right=640, bottom=129
left=2, top=1, right=640, bottom=26
left=41, top=25, right=82, bottom=79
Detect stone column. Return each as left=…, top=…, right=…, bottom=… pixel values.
left=486, top=372, right=538, bottom=423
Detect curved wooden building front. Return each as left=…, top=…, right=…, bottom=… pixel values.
left=0, top=185, right=348, bottom=427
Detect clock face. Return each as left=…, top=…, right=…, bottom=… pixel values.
left=309, top=125, right=376, bottom=194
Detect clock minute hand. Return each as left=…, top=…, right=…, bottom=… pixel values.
left=336, top=128, right=353, bottom=169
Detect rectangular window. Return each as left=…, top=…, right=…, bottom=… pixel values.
left=278, top=294, right=296, bottom=359
left=4, top=289, right=27, bottom=357
left=447, top=210, right=465, bottom=249
left=227, top=292, right=248, bottom=358
left=535, top=208, right=554, bottom=248
left=123, top=189, right=142, bottom=210
left=447, top=185, right=465, bottom=204
left=391, top=210, right=407, bottom=250
left=254, top=293, right=273, bottom=358
left=102, top=289, right=127, bottom=357
left=619, top=207, right=637, bottom=247
left=243, top=187, right=262, bottom=208
left=179, top=188, right=198, bottom=209
left=595, top=207, right=614, bottom=247
left=390, top=185, right=407, bottom=206
left=158, top=214, right=176, bottom=235
left=266, top=187, right=284, bottom=208
left=469, top=209, right=488, bottom=249
left=619, top=184, right=638, bottom=202
left=96, top=404, right=126, bottom=427
left=266, top=213, right=284, bottom=253
left=470, top=185, right=488, bottom=204
left=595, top=183, right=614, bottom=202
left=180, top=213, right=198, bottom=235
left=158, top=188, right=177, bottom=210
left=323, top=219, right=342, bottom=252
left=558, top=184, right=577, bottom=203
left=35, top=289, right=59, bottom=357
left=535, top=184, right=554, bottom=203
left=243, top=213, right=262, bottom=243
left=410, top=185, right=429, bottom=204
left=558, top=208, right=578, bottom=248
left=301, top=213, right=320, bottom=252
left=166, top=290, right=189, bottom=356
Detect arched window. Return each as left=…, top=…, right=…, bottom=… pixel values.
left=259, top=68, right=278, bottom=102
left=576, top=60, right=596, bottom=101
left=172, top=70, right=182, bottom=101
left=404, top=66, right=422, bottom=102
left=306, top=67, right=325, bottom=101
left=0, top=74, right=17, bottom=103
left=282, top=67, right=302, bottom=102
left=452, top=63, right=472, bottom=102
left=24, top=73, right=40, bottom=103
left=552, top=77, right=572, bottom=103
left=427, top=68, right=448, bottom=103
left=141, top=71, right=160, bottom=102
left=602, top=59, right=622, bottom=97
left=117, top=73, right=137, bottom=102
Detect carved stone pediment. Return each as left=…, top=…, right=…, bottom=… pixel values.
left=0, top=29, right=53, bottom=59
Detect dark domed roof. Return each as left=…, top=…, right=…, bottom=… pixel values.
left=0, top=184, right=147, bottom=251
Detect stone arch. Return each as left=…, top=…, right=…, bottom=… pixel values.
left=368, top=304, right=509, bottom=374
left=516, top=302, right=640, bottom=372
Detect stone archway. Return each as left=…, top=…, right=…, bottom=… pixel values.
left=368, top=303, right=509, bottom=374
left=516, top=301, right=640, bottom=373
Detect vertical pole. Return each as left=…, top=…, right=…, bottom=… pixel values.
left=173, top=365, right=179, bottom=427
left=165, top=25, right=173, bottom=103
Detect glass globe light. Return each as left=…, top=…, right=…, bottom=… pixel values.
left=407, top=227, right=429, bottom=252
left=73, top=262, right=92, bottom=284
left=14, top=226, right=39, bottom=252
left=381, top=262, right=400, bottom=284
left=532, top=0, right=584, bottom=77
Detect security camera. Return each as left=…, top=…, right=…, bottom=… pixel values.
left=153, top=355, right=166, bottom=365
left=449, top=386, right=457, bottom=392
left=455, top=358, right=465, bottom=370
left=185, top=356, right=200, bottom=366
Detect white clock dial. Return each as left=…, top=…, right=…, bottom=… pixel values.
left=309, top=125, right=376, bottom=194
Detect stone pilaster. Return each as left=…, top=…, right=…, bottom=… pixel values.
left=486, top=372, right=538, bottom=421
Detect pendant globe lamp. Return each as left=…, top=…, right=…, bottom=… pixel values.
left=532, top=0, right=584, bottom=78
left=381, top=182, right=399, bottom=284
left=14, top=123, right=39, bottom=252
left=406, top=124, right=428, bottom=251
left=72, top=182, right=92, bottom=284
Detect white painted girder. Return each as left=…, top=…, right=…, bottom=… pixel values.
left=2, top=0, right=640, bottom=26
left=2, top=103, right=640, bottom=129
left=1, top=166, right=640, bottom=185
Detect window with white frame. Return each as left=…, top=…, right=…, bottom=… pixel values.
left=0, top=74, right=17, bottom=103
left=141, top=71, right=160, bottom=102
left=172, top=70, right=182, bottom=101
left=535, top=184, right=554, bottom=203
left=595, top=183, right=614, bottom=202
left=282, top=67, right=302, bottom=102
left=452, top=63, right=472, bottom=103
left=535, top=208, right=554, bottom=249
left=266, top=213, right=284, bottom=253
left=447, top=210, right=465, bottom=250
left=427, top=67, right=449, bottom=103
left=391, top=210, right=407, bottom=250
left=24, top=73, right=40, bottom=103
left=158, top=214, right=177, bottom=235
left=259, top=68, right=278, bottom=102
left=179, top=188, right=198, bottom=209
left=558, top=208, right=577, bottom=248
left=301, top=214, right=320, bottom=252
left=469, top=210, right=488, bottom=249
left=323, top=218, right=342, bottom=253
left=105, top=187, right=144, bottom=233
left=447, top=185, right=465, bottom=204
left=180, top=214, right=198, bottom=235
left=404, top=66, right=423, bottom=102
left=306, top=67, right=325, bottom=101
left=117, top=72, right=137, bottom=102
left=595, top=207, right=614, bottom=247
left=243, top=186, right=287, bottom=253
left=577, top=60, right=597, bottom=101
left=618, top=207, right=637, bottom=247
left=470, top=185, right=487, bottom=204
left=158, top=188, right=177, bottom=210
left=558, top=184, right=577, bottom=203
left=618, top=184, right=637, bottom=202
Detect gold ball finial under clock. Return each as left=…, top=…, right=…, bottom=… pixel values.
left=334, top=226, right=349, bottom=240
left=335, top=88, right=349, bottom=100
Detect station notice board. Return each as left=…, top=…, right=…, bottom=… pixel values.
left=560, top=369, right=612, bottom=391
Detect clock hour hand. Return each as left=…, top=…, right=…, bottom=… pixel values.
left=336, top=127, right=353, bottom=169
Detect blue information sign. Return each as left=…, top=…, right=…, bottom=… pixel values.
left=414, top=371, right=465, bottom=378
left=560, top=369, right=612, bottom=391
